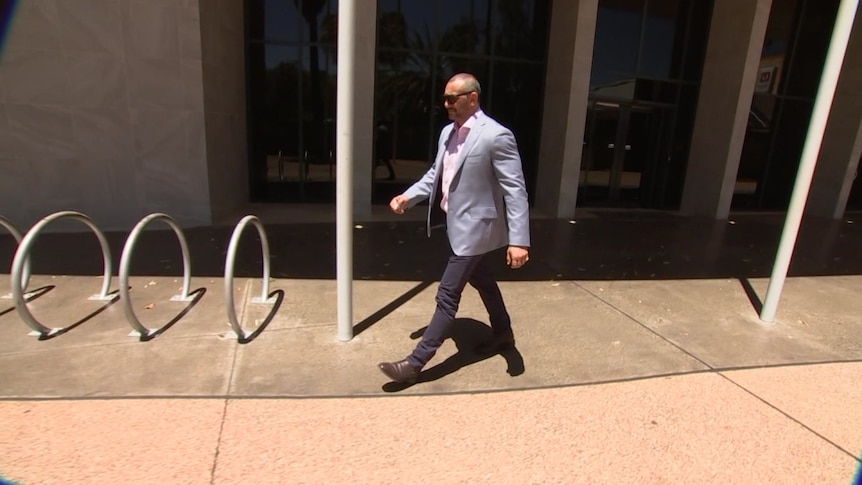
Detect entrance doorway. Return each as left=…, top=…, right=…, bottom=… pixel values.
left=579, top=100, right=673, bottom=207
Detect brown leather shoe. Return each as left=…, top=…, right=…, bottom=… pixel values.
left=474, top=330, right=516, bottom=354
left=378, top=359, right=421, bottom=384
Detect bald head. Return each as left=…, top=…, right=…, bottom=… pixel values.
left=448, top=73, right=482, bottom=96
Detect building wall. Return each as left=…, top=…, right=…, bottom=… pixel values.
left=808, top=10, right=862, bottom=219
left=0, top=0, right=213, bottom=232
left=199, top=0, right=248, bottom=224
left=535, top=0, right=597, bottom=218
left=680, top=0, right=772, bottom=219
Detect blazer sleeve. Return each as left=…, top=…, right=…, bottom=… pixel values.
left=491, top=128, right=531, bottom=248
left=403, top=161, right=438, bottom=208
left=403, top=125, right=450, bottom=208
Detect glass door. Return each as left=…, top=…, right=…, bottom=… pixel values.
left=579, top=100, right=671, bottom=207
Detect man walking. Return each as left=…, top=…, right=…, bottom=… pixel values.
left=379, top=73, right=530, bottom=384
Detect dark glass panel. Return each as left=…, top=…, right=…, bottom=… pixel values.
left=640, top=0, right=679, bottom=79
left=760, top=98, right=813, bottom=208
left=782, top=0, right=839, bottom=98
left=488, top=62, right=545, bottom=203
left=373, top=53, right=435, bottom=202
left=262, top=45, right=302, bottom=160
left=246, top=0, right=302, bottom=41
left=590, top=68, right=635, bottom=101
left=494, top=0, right=548, bottom=60
left=662, top=84, right=699, bottom=208
left=579, top=103, right=620, bottom=203
left=734, top=93, right=779, bottom=208
left=301, top=44, right=336, bottom=162
left=375, top=54, right=434, bottom=164
left=758, top=0, right=797, bottom=96
left=680, top=0, right=711, bottom=82
left=291, top=0, right=336, bottom=44
left=845, top=155, right=862, bottom=210
left=634, top=78, right=678, bottom=104
left=438, top=0, right=490, bottom=55
left=592, top=0, right=644, bottom=75
left=624, top=105, right=673, bottom=205
left=378, top=2, right=410, bottom=52
left=247, top=43, right=302, bottom=188
left=371, top=0, right=550, bottom=204
left=382, top=1, right=436, bottom=52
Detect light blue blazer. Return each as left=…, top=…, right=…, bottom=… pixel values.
left=403, top=112, right=530, bottom=256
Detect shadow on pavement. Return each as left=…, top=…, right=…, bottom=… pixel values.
left=1, top=211, right=861, bottom=282
left=139, top=287, right=208, bottom=342
left=382, top=318, right=525, bottom=392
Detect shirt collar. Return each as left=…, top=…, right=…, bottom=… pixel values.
left=456, top=109, right=483, bottom=131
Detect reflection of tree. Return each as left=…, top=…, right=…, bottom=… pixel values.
left=376, top=20, right=454, bottom=160
left=294, top=0, right=327, bottom=155
left=438, top=19, right=480, bottom=54
left=265, top=61, right=297, bottom=116
left=374, top=8, right=493, bottom=161
left=377, top=8, right=484, bottom=110
left=495, top=0, right=538, bottom=59
left=263, top=61, right=300, bottom=147
left=378, top=10, right=408, bottom=67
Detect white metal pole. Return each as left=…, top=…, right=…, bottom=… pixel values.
left=336, top=0, right=355, bottom=341
left=760, top=0, right=859, bottom=322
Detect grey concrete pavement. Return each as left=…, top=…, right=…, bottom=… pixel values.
left=0, top=273, right=860, bottom=398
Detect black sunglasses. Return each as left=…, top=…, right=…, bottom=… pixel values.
left=442, top=91, right=474, bottom=104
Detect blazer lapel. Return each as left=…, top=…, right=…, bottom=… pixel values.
left=429, top=124, right=454, bottom=207
left=453, top=116, right=485, bottom=174
left=427, top=124, right=455, bottom=232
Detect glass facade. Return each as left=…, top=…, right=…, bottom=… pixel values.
left=734, top=0, right=840, bottom=210
left=580, top=0, right=711, bottom=208
left=242, top=0, right=847, bottom=215
left=245, top=0, right=340, bottom=202
left=373, top=0, right=549, bottom=204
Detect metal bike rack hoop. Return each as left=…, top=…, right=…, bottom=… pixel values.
left=1, top=216, right=31, bottom=298
left=224, top=215, right=275, bottom=340
left=119, top=213, right=194, bottom=338
left=11, top=211, right=117, bottom=337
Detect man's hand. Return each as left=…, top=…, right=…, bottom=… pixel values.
left=507, top=246, right=529, bottom=269
left=390, top=195, right=409, bottom=214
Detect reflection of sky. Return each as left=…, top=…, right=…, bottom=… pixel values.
left=379, top=1, right=433, bottom=31
left=266, top=44, right=299, bottom=68
left=262, top=0, right=338, bottom=42
left=0, top=0, right=20, bottom=61
left=265, top=44, right=337, bottom=72
left=593, top=5, right=677, bottom=86
left=263, top=0, right=680, bottom=85
left=264, top=0, right=301, bottom=41
left=762, top=39, right=787, bottom=57
left=381, top=0, right=496, bottom=48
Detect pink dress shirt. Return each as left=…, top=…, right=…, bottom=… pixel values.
left=440, top=110, right=482, bottom=213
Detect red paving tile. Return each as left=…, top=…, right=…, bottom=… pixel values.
left=2, top=365, right=859, bottom=484
left=0, top=399, right=225, bottom=484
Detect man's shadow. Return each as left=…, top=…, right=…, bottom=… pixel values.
left=383, top=317, right=525, bottom=392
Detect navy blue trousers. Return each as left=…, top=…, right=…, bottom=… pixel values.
left=407, top=250, right=511, bottom=368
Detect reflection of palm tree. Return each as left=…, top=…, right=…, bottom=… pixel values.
left=376, top=25, right=443, bottom=161
left=378, top=10, right=409, bottom=68
left=377, top=19, right=487, bottom=114
left=294, top=0, right=327, bottom=156
left=376, top=12, right=486, bottom=160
